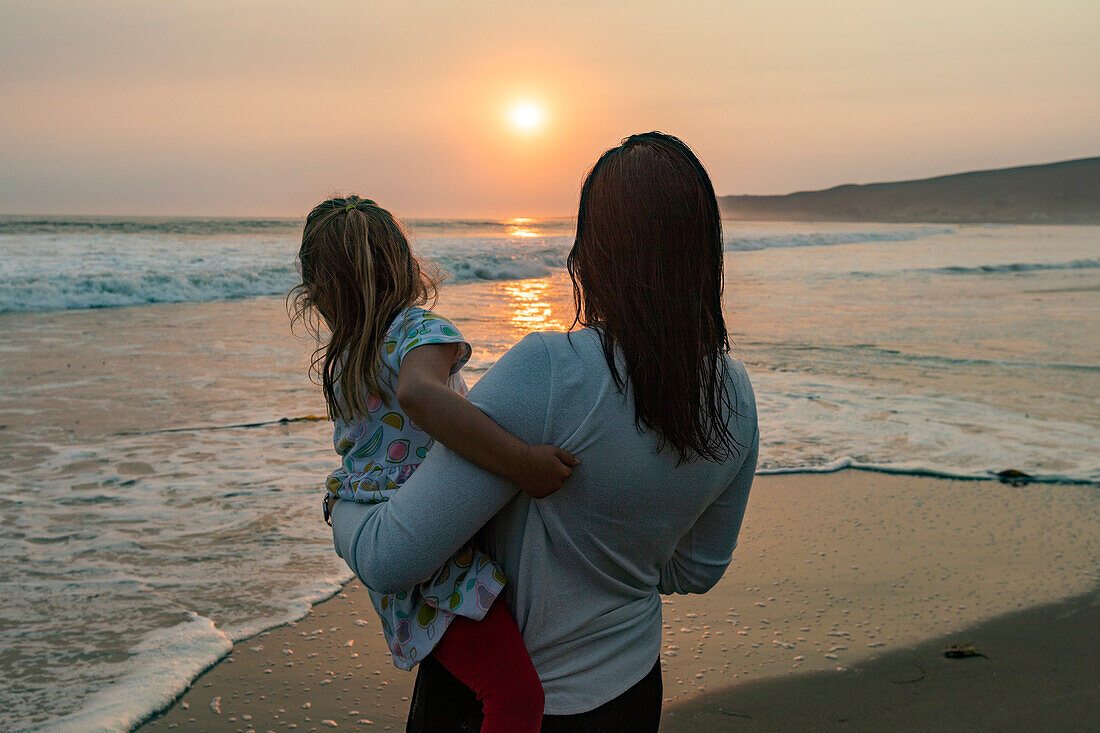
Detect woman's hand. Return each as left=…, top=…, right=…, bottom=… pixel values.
left=324, top=493, right=339, bottom=525
left=511, top=444, right=579, bottom=499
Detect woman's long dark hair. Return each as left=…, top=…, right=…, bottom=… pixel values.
left=568, top=132, right=738, bottom=463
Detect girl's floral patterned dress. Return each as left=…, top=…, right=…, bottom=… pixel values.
left=326, top=306, right=506, bottom=670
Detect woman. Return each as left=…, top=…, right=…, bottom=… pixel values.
left=329, top=132, right=758, bottom=730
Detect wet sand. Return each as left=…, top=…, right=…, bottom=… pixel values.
left=139, top=470, right=1099, bottom=731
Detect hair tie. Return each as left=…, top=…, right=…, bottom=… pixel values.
left=345, top=204, right=356, bottom=212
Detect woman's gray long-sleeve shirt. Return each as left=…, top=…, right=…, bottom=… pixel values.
left=331, top=328, right=758, bottom=714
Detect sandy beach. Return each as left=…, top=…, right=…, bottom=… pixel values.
left=662, top=592, right=1098, bottom=731
left=139, top=469, right=1099, bottom=731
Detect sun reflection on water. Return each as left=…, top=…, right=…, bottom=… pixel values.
left=506, top=217, right=540, bottom=239
left=501, top=278, right=567, bottom=332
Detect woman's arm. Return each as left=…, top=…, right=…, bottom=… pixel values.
left=657, top=427, right=758, bottom=595
left=396, top=342, right=576, bottom=498
left=331, top=333, right=553, bottom=594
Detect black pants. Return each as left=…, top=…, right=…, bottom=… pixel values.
left=406, top=656, right=663, bottom=733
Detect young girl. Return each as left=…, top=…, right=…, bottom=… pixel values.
left=290, top=195, right=576, bottom=733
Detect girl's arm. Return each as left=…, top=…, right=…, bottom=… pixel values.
left=396, top=342, right=577, bottom=499
left=333, top=333, right=555, bottom=593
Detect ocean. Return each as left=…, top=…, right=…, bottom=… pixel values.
left=1, top=216, right=1097, bottom=731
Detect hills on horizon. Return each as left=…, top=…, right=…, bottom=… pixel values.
left=719, top=157, right=1100, bottom=224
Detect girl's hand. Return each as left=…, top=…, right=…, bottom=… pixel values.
left=513, top=445, right=579, bottom=499
left=399, top=344, right=579, bottom=497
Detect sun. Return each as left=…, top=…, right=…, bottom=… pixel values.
left=507, top=101, right=544, bottom=134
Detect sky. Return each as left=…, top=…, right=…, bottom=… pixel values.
left=1, top=0, right=1098, bottom=217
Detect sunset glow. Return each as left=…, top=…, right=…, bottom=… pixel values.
left=0, top=1, right=1095, bottom=218
left=508, top=101, right=544, bottom=134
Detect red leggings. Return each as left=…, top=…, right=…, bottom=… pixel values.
left=430, top=599, right=544, bottom=733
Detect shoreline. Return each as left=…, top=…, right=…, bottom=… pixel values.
left=137, top=469, right=1099, bottom=731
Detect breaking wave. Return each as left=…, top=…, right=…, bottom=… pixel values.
left=923, top=258, right=1100, bottom=275
left=0, top=220, right=960, bottom=313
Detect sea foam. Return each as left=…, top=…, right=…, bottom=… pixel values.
left=19, top=571, right=355, bottom=733
left=26, top=614, right=234, bottom=733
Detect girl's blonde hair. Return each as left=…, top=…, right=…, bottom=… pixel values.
left=288, top=196, right=441, bottom=421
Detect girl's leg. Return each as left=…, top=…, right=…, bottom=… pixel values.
left=430, top=599, right=544, bottom=733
